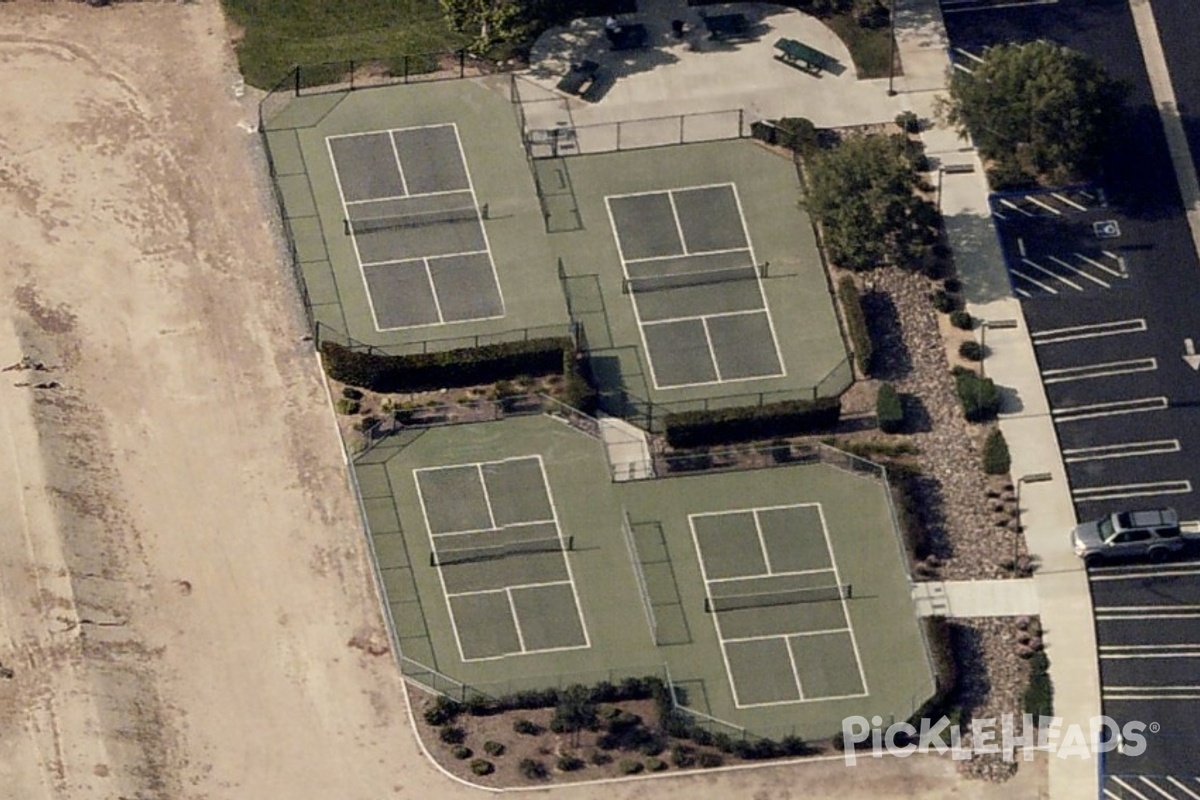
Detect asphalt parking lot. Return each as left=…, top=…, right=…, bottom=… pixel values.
left=943, top=0, right=1200, bottom=787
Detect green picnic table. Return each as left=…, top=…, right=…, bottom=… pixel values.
left=773, top=38, right=837, bottom=74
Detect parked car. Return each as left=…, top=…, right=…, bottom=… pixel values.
left=1071, top=508, right=1187, bottom=567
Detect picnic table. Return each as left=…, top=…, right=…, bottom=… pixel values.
left=556, top=60, right=601, bottom=97
left=701, top=12, right=750, bottom=41
left=606, top=22, right=649, bottom=51
left=773, top=37, right=837, bottom=74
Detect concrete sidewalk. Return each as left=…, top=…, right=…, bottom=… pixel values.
left=893, top=2, right=1099, bottom=798
left=912, top=579, right=1040, bottom=618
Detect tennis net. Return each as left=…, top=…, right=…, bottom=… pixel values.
left=621, top=264, right=760, bottom=294
left=345, top=204, right=484, bottom=235
left=430, top=535, right=574, bottom=567
left=704, top=583, right=851, bottom=613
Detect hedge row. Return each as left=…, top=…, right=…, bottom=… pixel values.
left=320, top=337, right=574, bottom=395
left=837, top=276, right=873, bottom=376
left=952, top=366, right=1001, bottom=422
left=887, top=463, right=930, bottom=561
left=1024, top=650, right=1053, bottom=724
left=876, top=382, right=903, bottom=434
left=664, top=397, right=841, bottom=448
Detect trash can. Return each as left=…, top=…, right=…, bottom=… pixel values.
left=671, top=19, right=685, bottom=38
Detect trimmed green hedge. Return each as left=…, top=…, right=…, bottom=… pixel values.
left=664, top=398, right=841, bottom=449
left=837, top=276, right=873, bottom=375
left=321, top=337, right=586, bottom=398
left=876, top=382, right=903, bottom=434
left=952, top=367, right=1001, bottom=422
left=1024, top=650, right=1054, bottom=724
left=982, top=428, right=1011, bottom=475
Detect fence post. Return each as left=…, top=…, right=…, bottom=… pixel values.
left=403, top=54, right=410, bottom=83
left=679, top=114, right=685, bottom=144
left=739, top=108, right=745, bottom=137
left=459, top=49, right=466, bottom=77
left=616, top=120, right=622, bottom=151
left=293, top=65, right=300, bottom=96
left=349, top=60, right=355, bottom=91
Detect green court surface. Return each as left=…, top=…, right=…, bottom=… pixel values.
left=353, top=416, right=934, bottom=739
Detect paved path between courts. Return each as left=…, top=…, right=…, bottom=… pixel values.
left=912, top=579, right=1039, bottom=618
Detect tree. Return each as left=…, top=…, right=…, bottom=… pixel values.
left=943, top=40, right=1127, bottom=184
left=804, top=134, right=939, bottom=271
left=440, top=0, right=528, bottom=53
left=550, top=684, right=596, bottom=747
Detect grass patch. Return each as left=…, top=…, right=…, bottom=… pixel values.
left=824, top=13, right=895, bottom=80
left=221, top=0, right=468, bottom=89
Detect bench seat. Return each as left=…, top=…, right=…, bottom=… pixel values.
left=773, top=37, right=837, bottom=73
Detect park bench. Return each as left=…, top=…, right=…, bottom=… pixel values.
left=773, top=37, right=837, bottom=74
left=700, top=12, right=751, bottom=41
left=556, top=60, right=601, bottom=97
left=606, top=22, right=649, bottom=51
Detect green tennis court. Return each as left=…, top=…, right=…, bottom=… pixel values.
left=415, top=456, right=589, bottom=661
left=689, top=504, right=868, bottom=707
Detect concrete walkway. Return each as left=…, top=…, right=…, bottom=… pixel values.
left=600, top=414, right=654, bottom=481
left=912, top=579, right=1040, bottom=618
left=892, top=3, right=1098, bottom=799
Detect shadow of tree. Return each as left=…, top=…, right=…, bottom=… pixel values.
left=861, top=288, right=912, bottom=381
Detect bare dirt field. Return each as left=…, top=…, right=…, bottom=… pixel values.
left=0, top=2, right=1045, bottom=799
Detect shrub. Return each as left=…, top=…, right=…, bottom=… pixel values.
left=838, top=275, right=873, bottom=375
left=664, top=397, right=841, bottom=448
left=959, top=340, right=983, bottom=361
left=423, top=696, right=462, bottom=727
left=320, top=337, right=572, bottom=394
left=776, top=116, right=820, bottom=155
left=518, top=758, right=549, bottom=780
left=670, top=744, right=697, bottom=767
left=463, top=694, right=495, bottom=717
left=930, top=289, right=957, bottom=313
left=470, top=758, right=494, bottom=776
left=557, top=753, right=585, bottom=772
left=608, top=710, right=642, bottom=733
left=983, top=428, right=1012, bottom=475
left=876, top=382, right=904, bottom=434
left=895, top=110, right=920, bottom=134
left=334, top=397, right=361, bottom=415
left=889, top=463, right=931, bottom=561
left=646, top=757, right=668, bottom=772
left=1024, top=650, right=1054, bottom=725
left=341, top=385, right=364, bottom=400
left=698, top=751, right=724, bottom=768
left=483, top=740, right=505, bottom=757
left=590, top=750, right=613, bottom=765
left=953, top=367, right=1001, bottom=422
left=451, top=745, right=473, bottom=760
left=439, top=726, right=466, bottom=745
left=513, top=718, right=544, bottom=736
left=950, top=310, right=974, bottom=330
left=618, top=758, right=644, bottom=775
left=638, top=736, right=666, bottom=757
left=780, top=734, right=812, bottom=756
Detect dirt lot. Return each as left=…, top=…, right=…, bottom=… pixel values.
left=0, top=2, right=1045, bottom=799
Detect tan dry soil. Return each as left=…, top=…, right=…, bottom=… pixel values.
left=0, top=2, right=1046, bottom=799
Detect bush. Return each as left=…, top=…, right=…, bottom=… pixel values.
left=451, top=745, right=473, bottom=760
left=334, top=397, right=361, bottom=415
left=646, top=757, right=668, bottom=772
left=983, top=428, right=1012, bottom=475
left=608, top=710, right=642, bottom=733
left=889, top=463, right=931, bottom=560
left=953, top=367, right=1001, bottom=422
left=958, top=340, right=983, bottom=361
left=513, top=719, right=544, bottom=736
left=895, top=110, right=920, bottom=134
left=518, top=758, right=549, bottom=780
left=470, top=758, right=494, bottom=776
left=664, top=397, right=841, bottom=448
left=638, top=736, right=666, bottom=757
left=780, top=734, right=812, bottom=756
left=320, top=337, right=572, bottom=394
left=697, top=751, right=724, bottom=768
left=618, top=758, right=644, bottom=775
left=950, top=310, right=973, bottom=330
left=483, top=740, right=506, bottom=757
left=439, top=726, right=466, bottom=745
left=670, top=744, right=697, bottom=767
left=876, top=382, right=904, bottom=434
left=930, top=289, right=957, bottom=313
left=590, top=750, right=613, bottom=766
left=1024, top=650, right=1054, bottom=724
left=776, top=116, right=820, bottom=155
left=557, top=754, right=585, bottom=772
left=463, top=694, right=495, bottom=717
left=838, top=276, right=873, bottom=375
left=423, top=696, right=462, bottom=727
left=341, top=385, right=364, bottom=400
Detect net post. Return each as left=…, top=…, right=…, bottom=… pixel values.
left=343, top=218, right=350, bottom=236
left=429, top=552, right=437, bottom=567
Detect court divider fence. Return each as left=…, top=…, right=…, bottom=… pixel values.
left=620, top=509, right=659, bottom=646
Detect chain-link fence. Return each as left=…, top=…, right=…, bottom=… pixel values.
left=526, top=108, right=747, bottom=158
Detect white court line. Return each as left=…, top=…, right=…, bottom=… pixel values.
left=700, top=318, right=724, bottom=382
left=359, top=249, right=490, bottom=269
left=666, top=191, right=689, bottom=255
left=421, top=258, right=446, bottom=324
left=476, top=464, right=499, bottom=529
left=1073, top=480, right=1191, bottom=502
left=816, top=503, right=869, bottom=697
left=326, top=122, right=458, bottom=141
left=785, top=636, right=805, bottom=701
left=708, top=566, right=835, bottom=583
left=1025, top=194, right=1061, bottom=215
left=387, top=131, right=410, bottom=197
left=1010, top=268, right=1059, bottom=294
left=723, top=627, right=851, bottom=644
left=325, top=136, right=388, bottom=332
left=1075, top=252, right=1126, bottom=278
left=688, top=513, right=743, bottom=707
left=605, top=181, right=739, bottom=200
left=447, top=122, right=507, bottom=320
left=752, top=510, right=773, bottom=574
left=1021, top=257, right=1083, bottom=291
left=1041, top=357, right=1157, bottom=384
left=447, top=580, right=573, bottom=599
left=1030, top=318, right=1146, bottom=345
left=431, top=519, right=558, bottom=538
left=642, top=308, right=773, bottom=327
left=1045, top=254, right=1110, bottom=288
left=532, top=453, right=592, bottom=651
left=1052, top=192, right=1087, bottom=211
left=1063, top=439, right=1180, bottom=463
left=624, top=247, right=751, bottom=265
left=413, top=469, right=471, bottom=663
left=692, top=502, right=822, bottom=518
left=505, top=588, right=528, bottom=652
left=605, top=194, right=662, bottom=389
left=344, top=188, right=473, bottom=205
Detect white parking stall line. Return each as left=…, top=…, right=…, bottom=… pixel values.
left=1063, top=439, right=1180, bottom=463
left=1026, top=194, right=1062, bottom=215
left=1010, top=268, right=1059, bottom=294
left=953, top=62, right=974, bottom=75
left=1167, top=778, right=1200, bottom=800
left=1017, top=237, right=1027, bottom=257
left=1000, top=197, right=1036, bottom=217
left=953, top=47, right=986, bottom=63
left=1107, top=776, right=1156, bottom=800
left=1138, top=776, right=1199, bottom=800
left=1051, top=396, right=1167, bottom=422
left=942, top=0, right=1060, bottom=14
left=1030, top=318, right=1146, bottom=345
left=1015, top=286, right=1033, bottom=298
left=1105, top=691, right=1200, bottom=701
left=1021, top=257, right=1083, bottom=291
left=1052, top=192, right=1088, bottom=211
left=1042, top=357, right=1157, bottom=384
left=1075, top=252, right=1127, bottom=278
left=1091, top=563, right=1200, bottom=581
left=993, top=209, right=1008, bottom=220
left=1073, top=479, right=1191, bottom=502
left=1046, top=254, right=1110, bottom=288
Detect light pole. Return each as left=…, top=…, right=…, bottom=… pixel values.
left=887, top=0, right=898, bottom=96
left=1014, top=472, right=1053, bottom=572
